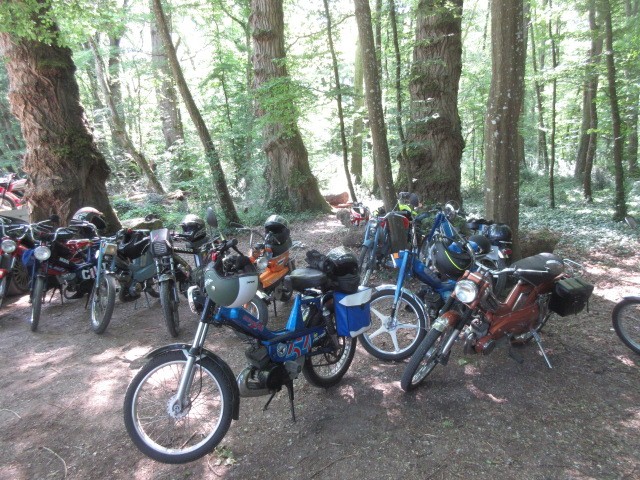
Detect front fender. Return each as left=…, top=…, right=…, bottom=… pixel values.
left=146, top=344, right=240, bottom=420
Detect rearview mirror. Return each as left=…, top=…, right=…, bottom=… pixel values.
left=206, top=207, right=218, bottom=228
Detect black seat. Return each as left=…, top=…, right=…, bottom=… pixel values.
left=512, top=253, right=564, bottom=285
left=286, top=267, right=327, bottom=292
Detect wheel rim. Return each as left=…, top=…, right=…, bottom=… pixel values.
left=0, top=277, right=6, bottom=299
left=11, top=261, right=30, bottom=292
left=91, top=278, right=109, bottom=326
left=412, top=335, right=444, bottom=385
left=130, top=359, right=226, bottom=455
left=366, top=295, right=421, bottom=356
left=617, top=303, right=640, bottom=351
left=308, top=337, right=353, bottom=380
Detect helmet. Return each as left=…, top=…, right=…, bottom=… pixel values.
left=71, top=207, right=106, bottom=233
left=323, top=246, right=360, bottom=293
left=431, top=240, right=473, bottom=279
left=204, top=255, right=259, bottom=308
left=118, top=229, right=149, bottom=259
left=264, top=214, right=290, bottom=246
left=487, top=223, right=512, bottom=243
left=179, top=214, right=207, bottom=242
left=468, top=234, right=492, bottom=255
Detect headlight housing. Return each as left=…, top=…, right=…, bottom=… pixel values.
left=1, top=239, right=16, bottom=254
left=34, top=245, right=52, bottom=261
left=454, top=280, right=478, bottom=303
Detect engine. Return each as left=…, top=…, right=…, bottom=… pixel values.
left=461, top=317, right=490, bottom=355
left=237, top=345, right=303, bottom=397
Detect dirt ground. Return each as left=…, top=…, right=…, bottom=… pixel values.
left=0, top=214, right=639, bottom=480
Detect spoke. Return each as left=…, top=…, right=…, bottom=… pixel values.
left=395, top=322, right=419, bottom=332
left=389, top=330, right=401, bottom=352
left=369, top=306, right=389, bottom=323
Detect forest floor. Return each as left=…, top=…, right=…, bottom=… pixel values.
left=0, top=213, right=639, bottom=480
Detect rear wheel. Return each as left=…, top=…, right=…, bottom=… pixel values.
left=303, top=305, right=357, bottom=388
left=7, top=258, right=29, bottom=295
left=160, top=280, right=180, bottom=338
left=30, top=276, right=45, bottom=332
left=400, top=328, right=447, bottom=392
left=360, top=287, right=428, bottom=361
left=612, top=297, right=640, bottom=354
left=90, top=274, right=117, bottom=334
left=0, top=276, right=7, bottom=308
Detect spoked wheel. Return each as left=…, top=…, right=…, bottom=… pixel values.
left=30, top=276, right=45, bottom=332
left=612, top=297, right=640, bottom=354
left=401, top=328, right=447, bottom=392
left=90, top=274, right=117, bottom=334
left=160, top=280, right=180, bottom=337
left=360, top=287, right=428, bottom=361
left=0, top=276, right=8, bottom=308
left=358, top=245, right=374, bottom=286
left=123, top=350, right=233, bottom=464
left=8, top=259, right=30, bottom=295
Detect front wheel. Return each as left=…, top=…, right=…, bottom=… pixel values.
left=160, top=280, right=180, bottom=338
left=360, top=288, right=428, bottom=361
left=400, top=328, right=447, bottom=392
left=30, top=276, right=45, bottom=332
left=90, top=274, right=117, bottom=334
left=0, top=276, right=8, bottom=308
left=612, top=297, right=640, bottom=354
left=358, top=245, right=373, bottom=286
left=303, top=306, right=357, bottom=388
left=123, top=350, right=234, bottom=464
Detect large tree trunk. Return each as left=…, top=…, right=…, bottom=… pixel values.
left=406, top=0, right=464, bottom=206
left=354, top=0, right=396, bottom=211
left=322, top=0, right=357, bottom=203
left=600, top=0, right=626, bottom=221
left=89, top=37, right=165, bottom=194
left=249, top=0, right=329, bottom=213
left=0, top=30, right=120, bottom=229
left=484, top=0, right=526, bottom=258
left=152, top=0, right=240, bottom=223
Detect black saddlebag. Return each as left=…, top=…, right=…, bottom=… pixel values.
left=549, top=277, right=594, bottom=317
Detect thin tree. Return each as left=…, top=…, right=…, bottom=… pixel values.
left=351, top=40, right=364, bottom=184
left=529, top=21, right=549, bottom=174
left=354, top=0, right=396, bottom=210
left=89, top=37, right=165, bottom=194
left=484, top=0, right=526, bottom=257
left=0, top=12, right=119, bottom=227
left=406, top=0, right=465, bottom=206
left=152, top=0, right=240, bottom=223
left=249, top=0, right=329, bottom=212
left=322, top=0, right=357, bottom=203
left=599, top=0, right=626, bottom=221
left=547, top=5, right=559, bottom=208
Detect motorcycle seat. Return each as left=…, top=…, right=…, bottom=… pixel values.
left=286, top=267, right=327, bottom=292
left=512, top=253, right=564, bottom=285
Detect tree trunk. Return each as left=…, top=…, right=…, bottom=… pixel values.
left=599, top=0, right=626, bottom=221
left=89, top=37, right=166, bottom=194
left=529, top=19, right=549, bottom=173
left=484, top=0, right=526, bottom=258
left=623, top=1, right=639, bottom=176
left=322, top=0, right=357, bottom=203
left=152, top=0, right=240, bottom=223
left=0, top=29, right=119, bottom=229
left=406, top=0, right=464, bottom=206
left=249, top=0, right=329, bottom=213
left=351, top=40, right=364, bottom=184
left=548, top=11, right=558, bottom=208
left=354, top=0, right=396, bottom=211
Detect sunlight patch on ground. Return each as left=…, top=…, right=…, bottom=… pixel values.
left=0, top=465, right=28, bottom=480
left=621, top=408, right=640, bottom=430
left=123, top=345, right=150, bottom=362
left=87, top=378, right=120, bottom=409
left=463, top=364, right=481, bottom=376
left=338, top=384, right=356, bottom=403
left=615, top=354, right=638, bottom=368
left=15, top=346, right=75, bottom=374
left=465, top=381, right=508, bottom=403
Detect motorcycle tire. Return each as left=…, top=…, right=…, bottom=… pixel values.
left=360, top=287, right=428, bottom=361
left=612, top=297, right=640, bottom=355
left=123, top=350, right=234, bottom=464
left=358, top=245, right=374, bottom=286
left=7, top=259, right=29, bottom=295
left=90, top=274, right=117, bottom=334
left=0, top=276, right=7, bottom=308
left=30, top=276, right=45, bottom=332
left=400, top=327, right=446, bottom=392
left=160, top=280, right=180, bottom=338
left=302, top=304, right=357, bottom=388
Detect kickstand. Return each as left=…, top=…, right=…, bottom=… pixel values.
left=285, top=381, right=296, bottom=422
left=50, top=287, right=61, bottom=304
left=508, top=346, right=524, bottom=364
left=531, top=330, right=553, bottom=369
left=272, top=301, right=278, bottom=318
left=84, top=293, right=91, bottom=310
left=143, top=291, right=151, bottom=308
left=263, top=390, right=278, bottom=412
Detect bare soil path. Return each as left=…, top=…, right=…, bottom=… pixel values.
left=0, top=215, right=638, bottom=480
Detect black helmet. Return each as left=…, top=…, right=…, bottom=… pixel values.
left=431, top=240, right=473, bottom=279
left=323, top=246, right=360, bottom=293
left=264, top=214, right=290, bottom=246
left=118, top=229, right=149, bottom=259
left=71, top=207, right=106, bottom=233
left=468, top=234, right=492, bottom=255
left=204, top=255, right=259, bottom=308
left=487, top=223, right=512, bottom=243
left=179, top=214, right=207, bottom=242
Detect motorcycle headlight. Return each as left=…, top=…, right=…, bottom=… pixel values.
left=454, top=280, right=478, bottom=303
left=1, top=239, right=16, bottom=254
left=34, top=245, right=52, bottom=261
left=104, top=242, right=117, bottom=256
left=257, top=255, right=269, bottom=271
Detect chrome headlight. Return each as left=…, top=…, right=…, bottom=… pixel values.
left=454, top=280, right=478, bottom=303
left=257, top=255, right=270, bottom=272
left=34, top=245, right=52, bottom=261
left=1, top=239, right=16, bottom=254
left=104, top=242, right=117, bottom=256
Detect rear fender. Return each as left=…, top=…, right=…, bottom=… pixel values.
left=146, top=344, right=240, bottom=420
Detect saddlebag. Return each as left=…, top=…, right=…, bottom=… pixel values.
left=334, top=287, right=372, bottom=337
left=549, top=276, right=594, bottom=317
